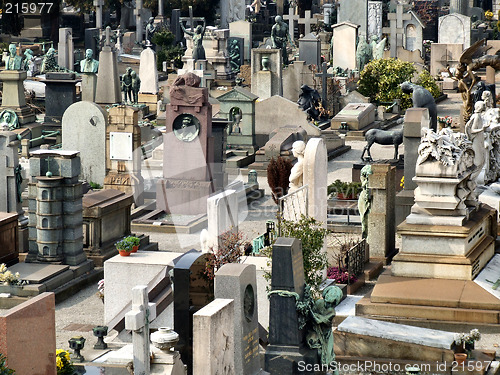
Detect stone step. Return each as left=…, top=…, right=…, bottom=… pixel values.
left=226, top=153, right=255, bottom=168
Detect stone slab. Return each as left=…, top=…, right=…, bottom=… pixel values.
left=474, top=254, right=500, bottom=301
left=7, top=263, right=70, bottom=283
left=337, top=316, right=455, bottom=349
left=334, top=295, right=363, bottom=317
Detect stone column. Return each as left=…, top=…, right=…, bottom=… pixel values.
left=395, top=108, right=430, bottom=225
left=0, top=71, right=36, bottom=124
left=134, top=0, right=143, bottom=43
left=367, top=164, right=396, bottom=263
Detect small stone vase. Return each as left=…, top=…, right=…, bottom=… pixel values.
left=150, top=327, right=179, bottom=351
left=261, top=56, right=270, bottom=71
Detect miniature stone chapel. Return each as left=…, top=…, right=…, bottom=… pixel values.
left=1, top=0, right=500, bottom=374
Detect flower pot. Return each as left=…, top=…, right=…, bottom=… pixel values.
left=118, top=250, right=131, bottom=256
left=454, top=353, right=467, bottom=364
left=337, top=193, right=356, bottom=200
left=131, top=245, right=139, bottom=253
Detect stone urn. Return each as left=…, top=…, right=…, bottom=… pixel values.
left=150, top=327, right=179, bottom=351
left=261, top=56, right=270, bottom=71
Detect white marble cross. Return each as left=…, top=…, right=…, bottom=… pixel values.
left=125, top=285, right=157, bottom=375
left=298, top=10, right=318, bottom=36
left=93, top=0, right=104, bottom=29
left=382, top=3, right=411, bottom=58
left=283, top=6, right=300, bottom=41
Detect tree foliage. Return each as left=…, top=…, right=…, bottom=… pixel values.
left=358, top=58, right=440, bottom=110
left=152, top=28, right=184, bottom=69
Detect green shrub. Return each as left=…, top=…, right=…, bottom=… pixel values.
left=358, top=58, right=416, bottom=110
left=152, top=28, right=185, bottom=70
left=0, top=353, right=15, bottom=375
left=415, top=69, right=441, bottom=99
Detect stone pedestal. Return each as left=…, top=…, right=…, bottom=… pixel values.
left=250, top=49, right=282, bottom=100
left=367, top=164, right=396, bottom=263
left=392, top=205, right=496, bottom=280
left=81, top=73, right=98, bottom=102
left=95, top=43, right=121, bottom=104
left=138, top=92, right=159, bottom=113
left=42, top=72, right=78, bottom=128
left=0, top=70, right=36, bottom=124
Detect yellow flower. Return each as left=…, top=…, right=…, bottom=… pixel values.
left=400, top=176, right=405, bottom=188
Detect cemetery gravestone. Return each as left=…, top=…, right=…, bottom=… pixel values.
left=157, top=73, right=214, bottom=215
left=283, top=7, right=300, bottom=42
left=173, top=251, right=214, bottom=375
left=429, top=43, right=463, bottom=76
left=0, top=131, right=24, bottom=219
left=138, top=45, right=160, bottom=112
left=42, top=72, right=79, bottom=130
left=215, top=263, right=261, bottom=375
left=298, top=10, right=319, bottom=36
left=265, top=237, right=317, bottom=374
left=171, top=9, right=183, bottom=43
left=450, top=0, right=469, bottom=15
left=368, top=1, right=383, bottom=40
left=303, top=138, right=327, bottom=229
left=331, top=103, right=376, bottom=130
left=62, top=101, right=108, bottom=186
left=0, top=70, right=36, bottom=124
left=95, top=26, right=121, bottom=104
left=251, top=49, right=283, bottom=100
left=331, top=22, right=359, bottom=70
left=193, top=299, right=235, bottom=375
left=57, top=28, right=74, bottom=70
left=338, top=0, right=369, bottom=37
left=84, top=28, right=100, bottom=58
left=220, top=0, right=246, bottom=28
left=282, top=61, right=316, bottom=103
left=207, top=189, right=238, bottom=249
left=104, top=106, right=144, bottom=207
left=438, top=13, right=471, bottom=49
left=230, top=21, right=253, bottom=62
left=298, top=33, right=321, bottom=67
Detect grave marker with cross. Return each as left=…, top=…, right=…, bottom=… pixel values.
left=283, top=7, right=300, bottom=41
left=298, top=10, right=319, bottom=36
left=93, top=0, right=104, bottom=29
left=382, top=3, right=411, bottom=58
left=125, top=285, right=157, bottom=375
left=315, top=62, right=333, bottom=108
left=134, top=0, right=143, bottom=43
left=0, top=133, right=21, bottom=215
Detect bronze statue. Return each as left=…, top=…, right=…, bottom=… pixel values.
left=5, top=43, right=23, bottom=70
left=80, top=49, right=99, bottom=73
left=271, top=15, right=292, bottom=65
left=181, top=19, right=206, bottom=61
left=145, top=17, right=157, bottom=46
left=121, top=67, right=133, bottom=104
left=0, top=109, right=19, bottom=130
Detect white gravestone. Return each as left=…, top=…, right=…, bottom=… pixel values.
left=139, top=46, right=159, bottom=94
left=438, top=13, right=471, bottom=49
left=62, top=102, right=108, bottom=185
left=331, top=22, right=359, bottom=70
left=207, top=189, right=239, bottom=249
left=58, top=28, right=74, bottom=70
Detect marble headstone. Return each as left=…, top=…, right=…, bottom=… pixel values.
left=62, top=101, right=108, bottom=186
left=338, top=0, right=369, bottom=37
left=139, top=46, right=159, bottom=94
left=438, top=13, right=471, bottom=49
left=298, top=33, right=321, bottom=67
left=331, top=22, right=359, bottom=70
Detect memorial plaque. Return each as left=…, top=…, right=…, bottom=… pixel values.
left=110, top=132, right=133, bottom=161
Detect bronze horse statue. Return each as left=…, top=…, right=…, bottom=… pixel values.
left=361, top=128, right=403, bottom=161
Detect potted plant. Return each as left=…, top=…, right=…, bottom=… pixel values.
left=115, top=238, right=133, bottom=256
left=454, top=329, right=481, bottom=359
left=328, top=180, right=362, bottom=200
left=125, top=236, right=140, bottom=253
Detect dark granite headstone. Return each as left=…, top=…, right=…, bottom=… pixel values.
left=170, top=9, right=183, bottom=43
left=43, top=72, right=79, bottom=128
left=173, top=250, right=214, bottom=375
left=85, top=28, right=100, bottom=59
left=265, top=237, right=318, bottom=374
left=228, top=37, right=245, bottom=71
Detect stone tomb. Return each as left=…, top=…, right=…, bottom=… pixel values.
left=0, top=212, right=19, bottom=266
left=157, top=74, right=214, bottom=215
left=229, top=20, right=252, bottom=62
left=429, top=43, right=463, bottom=77
left=331, top=103, right=376, bottom=131
left=104, top=106, right=144, bottom=207
left=250, top=49, right=283, bottom=100
left=193, top=299, right=235, bottom=375
left=173, top=251, right=214, bottom=373
left=42, top=72, right=79, bottom=130
left=82, top=189, right=134, bottom=266
left=62, top=101, right=108, bottom=186
left=215, top=263, right=262, bottom=375
left=217, top=86, right=258, bottom=154
left=26, top=150, right=88, bottom=267
left=298, top=33, right=321, bottom=67
left=0, top=70, right=36, bottom=124
left=331, top=22, right=359, bottom=71
left=438, top=13, right=471, bottom=49
left=0, top=293, right=57, bottom=375
left=338, top=0, right=368, bottom=37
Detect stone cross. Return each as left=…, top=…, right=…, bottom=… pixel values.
left=125, top=285, right=157, bottom=375
left=298, top=10, right=318, bottom=36
left=134, top=0, right=143, bottom=43
left=315, top=62, right=333, bottom=108
left=93, top=0, right=104, bottom=29
left=382, top=3, right=411, bottom=58
left=283, top=7, right=300, bottom=41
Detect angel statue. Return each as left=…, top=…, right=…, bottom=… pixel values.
left=356, top=35, right=372, bottom=72
left=370, top=35, right=386, bottom=60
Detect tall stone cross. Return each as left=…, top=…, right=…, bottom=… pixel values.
left=93, top=0, right=104, bottom=29
left=381, top=3, right=411, bottom=58
left=283, top=6, right=300, bottom=41
left=315, top=62, right=333, bottom=108
left=134, top=0, right=143, bottom=43
left=125, top=285, right=157, bottom=375
left=298, top=10, right=318, bottom=36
